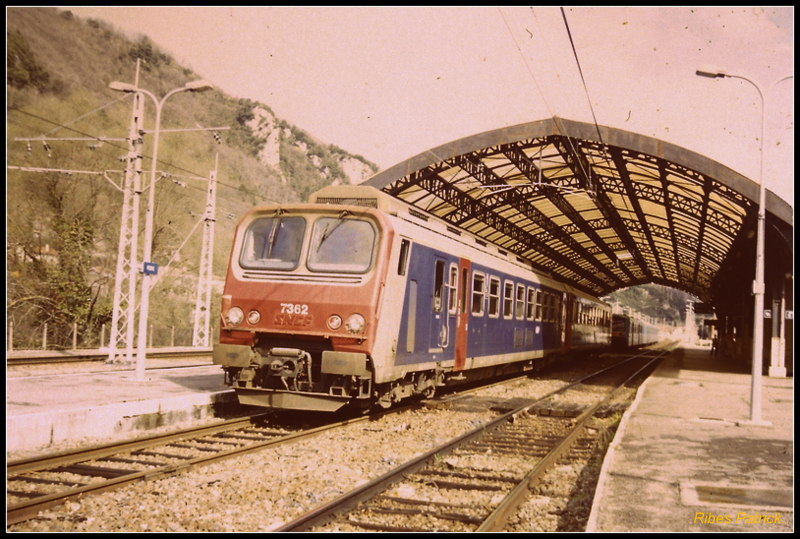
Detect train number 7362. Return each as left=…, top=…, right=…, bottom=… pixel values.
left=280, top=303, right=309, bottom=315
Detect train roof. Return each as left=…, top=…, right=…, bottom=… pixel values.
left=310, top=185, right=607, bottom=306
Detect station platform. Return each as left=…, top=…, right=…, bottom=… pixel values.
left=6, top=360, right=236, bottom=455
left=587, top=346, right=794, bottom=532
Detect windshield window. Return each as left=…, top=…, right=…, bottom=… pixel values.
left=307, top=217, right=376, bottom=273
left=240, top=216, right=306, bottom=270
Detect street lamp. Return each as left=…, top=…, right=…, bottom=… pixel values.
left=695, top=66, right=792, bottom=425
left=110, top=79, right=214, bottom=380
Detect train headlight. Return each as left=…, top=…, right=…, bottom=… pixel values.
left=345, top=313, right=366, bottom=334
left=226, top=307, right=244, bottom=325
left=327, top=314, right=343, bottom=330
left=247, top=310, right=261, bottom=325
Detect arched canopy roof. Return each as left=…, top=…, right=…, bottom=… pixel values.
left=364, top=117, right=793, bottom=303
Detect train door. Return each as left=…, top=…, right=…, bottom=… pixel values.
left=430, top=258, right=456, bottom=352
left=561, top=292, right=573, bottom=352
left=454, top=258, right=471, bottom=371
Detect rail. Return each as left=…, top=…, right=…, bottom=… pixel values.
left=7, top=346, right=212, bottom=365
left=276, top=350, right=666, bottom=532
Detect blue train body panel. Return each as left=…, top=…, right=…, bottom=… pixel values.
left=394, top=243, right=562, bottom=368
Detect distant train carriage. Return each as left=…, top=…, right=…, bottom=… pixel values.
left=611, top=313, right=660, bottom=350
left=213, top=185, right=612, bottom=412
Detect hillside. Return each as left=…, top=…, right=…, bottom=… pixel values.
left=6, top=7, right=378, bottom=349
left=604, top=283, right=694, bottom=327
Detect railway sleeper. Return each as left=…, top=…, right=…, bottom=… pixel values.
left=50, top=464, right=136, bottom=479
left=132, top=450, right=193, bottom=460
left=100, top=456, right=166, bottom=466
left=529, top=402, right=585, bottom=417
left=8, top=475, right=86, bottom=486
left=348, top=505, right=479, bottom=531
left=418, top=468, right=519, bottom=484
left=213, top=433, right=279, bottom=442
left=7, top=489, right=44, bottom=499
left=362, top=505, right=485, bottom=525
left=344, top=519, right=431, bottom=533
left=375, top=494, right=483, bottom=510
left=406, top=475, right=507, bottom=492
left=464, top=442, right=552, bottom=457
left=165, top=443, right=218, bottom=452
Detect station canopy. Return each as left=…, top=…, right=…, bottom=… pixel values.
left=364, top=117, right=793, bottom=303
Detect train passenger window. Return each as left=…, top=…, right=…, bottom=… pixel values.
left=433, top=260, right=445, bottom=312
left=535, top=290, right=543, bottom=321
left=471, top=272, right=486, bottom=316
left=503, top=281, right=514, bottom=319
left=448, top=265, right=458, bottom=314
left=240, top=216, right=306, bottom=271
left=488, top=276, right=500, bottom=318
left=308, top=217, right=376, bottom=273
left=515, top=284, right=525, bottom=320
left=397, top=239, right=411, bottom=275
left=526, top=287, right=535, bottom=320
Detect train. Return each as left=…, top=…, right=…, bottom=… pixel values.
left=611, top=312, right=661, bottom=350
left=213, top=184, right=615, bottom=413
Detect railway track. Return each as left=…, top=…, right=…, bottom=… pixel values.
left=276, top=350, right=665, bottom=532
left=6, top=410, right=375, bottom=525
left=7, top=349, right=664, bottom=528
left=7, top=348, right=212, bottom=366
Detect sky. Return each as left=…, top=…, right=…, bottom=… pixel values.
left=67, top=6, right=794, bottom=205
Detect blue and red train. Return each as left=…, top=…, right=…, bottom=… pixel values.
left=214, top=185, right=620, bottom=412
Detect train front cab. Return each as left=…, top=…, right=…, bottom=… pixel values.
left=213, top=201, right=395, bottom=412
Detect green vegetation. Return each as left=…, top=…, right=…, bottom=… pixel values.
left=605, top=283, right=693, bottom=325
left=7, top=30, right=64, bottom=93
left=6, top=7, right=377, bottom=349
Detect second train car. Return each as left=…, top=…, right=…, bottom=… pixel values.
left=611, top=313, right=661, bottom=350
left=213, top=185, right=612, bottom=412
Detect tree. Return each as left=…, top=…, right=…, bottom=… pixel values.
left=7, top=172, right=114, bottom=348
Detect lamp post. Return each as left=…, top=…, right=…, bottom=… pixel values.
left=695, top=67, right=792, bottom=425
left=110, top=79, right=214, bottom=380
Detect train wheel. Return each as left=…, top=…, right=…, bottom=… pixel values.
left=422, top=380, right=436, bottom=399
left=416, top=372, right=436, bottom=399
left=375, top=385, right=393, bottom=409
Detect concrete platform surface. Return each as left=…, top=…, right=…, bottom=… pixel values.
left=6, top=363, right=234, bottom=454
left=587, top=347, right=794, bottom=532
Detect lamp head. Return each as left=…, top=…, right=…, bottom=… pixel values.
left=696, top=66, right=728, bottom=79
left=184, top=80, right=214, bottom=92
left=109, top=81, right=136, bottom=92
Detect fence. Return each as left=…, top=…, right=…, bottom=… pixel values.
left=6, top=320, right=216, bottom=351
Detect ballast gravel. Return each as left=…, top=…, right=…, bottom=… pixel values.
left=8, top=359, right=625, bottom=532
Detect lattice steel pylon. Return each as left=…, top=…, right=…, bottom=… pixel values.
left=192, top=155, right=218, bottom=347
left=107, top=89, right=144, bottom=363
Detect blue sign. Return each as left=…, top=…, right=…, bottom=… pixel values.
left=143, top=262, right=159, bottom=275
